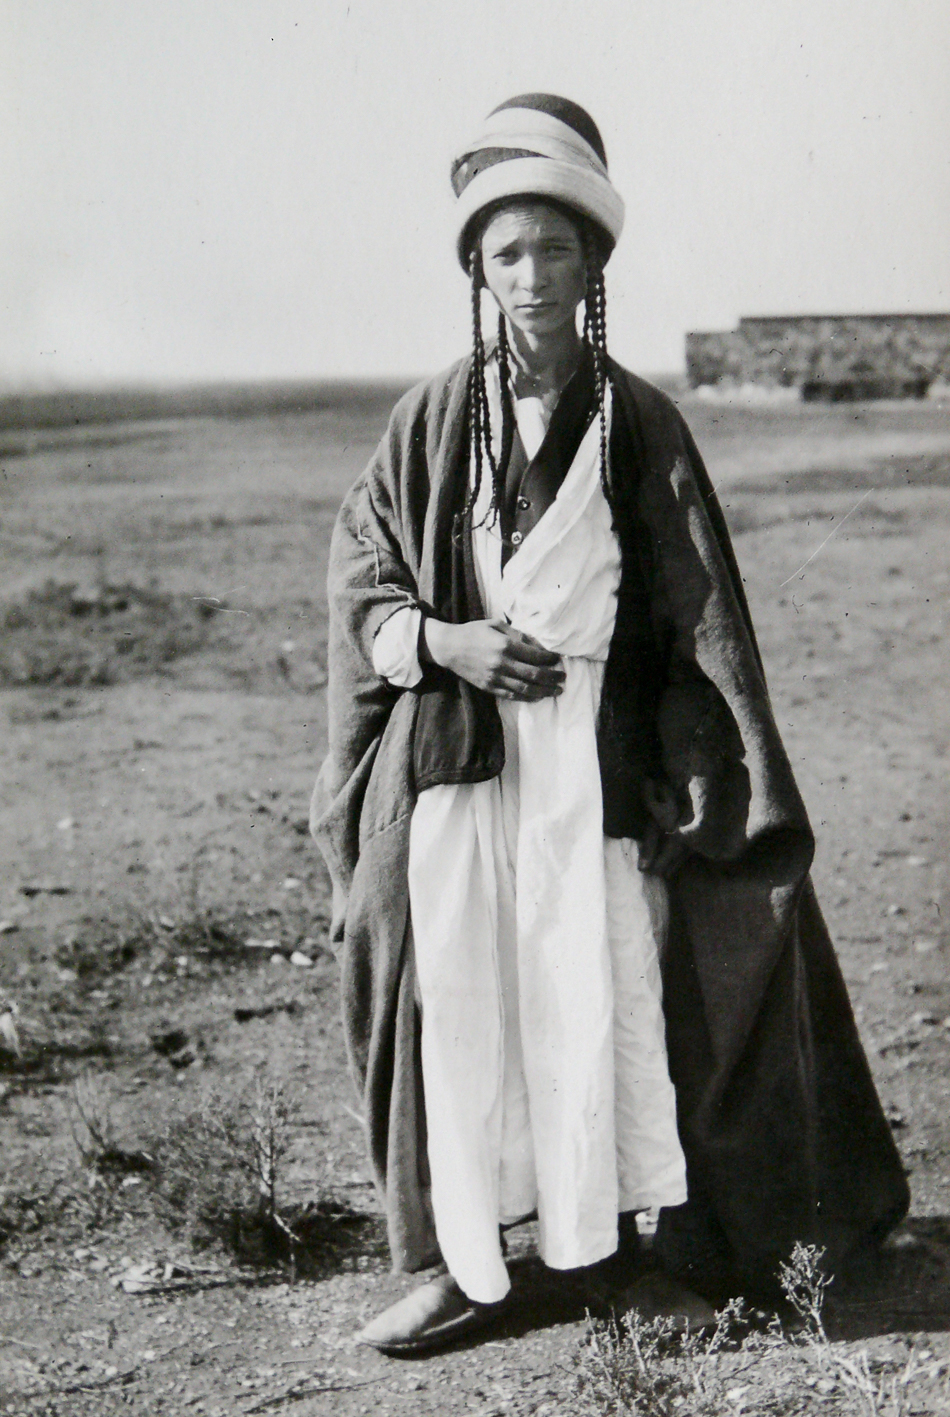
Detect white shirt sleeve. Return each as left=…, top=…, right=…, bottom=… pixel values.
left=372, top=605, right=424, bottom=688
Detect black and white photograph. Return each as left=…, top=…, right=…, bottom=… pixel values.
left=1, top=3, right=949, bottom=1413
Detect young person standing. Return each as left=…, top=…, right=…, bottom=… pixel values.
left=312, top=94, right=908, bottom=1354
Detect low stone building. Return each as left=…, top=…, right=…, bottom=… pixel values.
left=685, top=314, right=950, bottom=399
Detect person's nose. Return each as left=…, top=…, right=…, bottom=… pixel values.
left=516, top=254, right=551, bottom=296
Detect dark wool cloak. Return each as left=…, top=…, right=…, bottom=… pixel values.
left=311, top=357, right=909, bottom=1296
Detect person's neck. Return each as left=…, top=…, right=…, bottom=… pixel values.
left=506, top=322, right=582, bottom=402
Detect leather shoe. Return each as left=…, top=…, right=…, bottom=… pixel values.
left=356, top=1274, right=508, bottom=1355
left=614, top=1271, right=718, bottom=1333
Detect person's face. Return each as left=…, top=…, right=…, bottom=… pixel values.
left=479, top=202, right=587, bottom=340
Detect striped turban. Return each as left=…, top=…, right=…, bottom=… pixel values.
left=451, top=93, right=625, bottom=268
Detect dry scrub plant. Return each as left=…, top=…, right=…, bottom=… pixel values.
left=777, top=1241, right=833, bottom=1343
left=575, top=1297, right=749, bottom=1417
left=0, top=578, right=219, bottom=688
left=0, top=1075, right=149, bottom=1255
left=0, top=1167, right=79, bottom=1262
left=68, top=1072, right=154, bottom=1227
left=69, top=1071, right=120, bottom=1166
left=151, top=1068, right=301, bottom=1264
left=577, top=1242, right=933, bottom=1417
left=778, top=1242, right=924, bottom=1417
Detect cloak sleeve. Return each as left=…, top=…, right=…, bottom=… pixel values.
left=310, top=360, right=487, bottom=1273
left=309, top=399, right=425, bottom=940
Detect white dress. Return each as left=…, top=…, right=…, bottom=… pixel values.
left=372, top=368, right=686, bottom=1303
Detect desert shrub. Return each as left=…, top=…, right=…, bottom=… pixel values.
left=150, top=1070, right=302, bottom=1263
left=776, top=1242, right=925, bottom=1416
left=0, top=1171, right=81, bottom=1256
left=575, top=1298, right=749, bottom=1417
left=0, top=1077, right=150, bottom=1250
left=54, top=903, right=283, bottom=986
left=147, top=1073, right=376, bottom=1275
left=576, top=1244, right=936, bottom=1417
left=0, top=1079, right=153, bottom=1253
left=778, top=1241, right=833, bottom=1343
left=56, top=911, right=160, bottom=983
left=69, top=1071, right=120, bottom=1164
left=166, top=908, right=249, bottom=962
left=69, top=1072, right=152, bottom=1177
left=0, top=579, right=218, bottom=687
left=0, top=1175, right=60, bottom=1249
left=576, top=1309, right=692, bottom=1416
left=67, top=1073, right=154, bottom=1228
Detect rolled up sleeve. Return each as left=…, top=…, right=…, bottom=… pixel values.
left=372, top=605, right=424, bottom=688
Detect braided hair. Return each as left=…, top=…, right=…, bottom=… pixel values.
left=581, top=225, right=614, bottom=512
left=454, top=253, right=515, bottom=540
left=456, top=207, right=613, bottom=541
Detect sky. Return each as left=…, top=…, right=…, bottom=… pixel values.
left=2, top=0, right=949, bottom=388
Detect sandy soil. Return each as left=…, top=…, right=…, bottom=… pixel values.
left=0, top=387, right=948, bottom=1415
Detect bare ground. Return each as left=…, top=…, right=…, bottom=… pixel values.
left=0, top=388, right=948, bottom=1415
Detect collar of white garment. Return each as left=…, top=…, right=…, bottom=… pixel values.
left=484, top=348, right=550, bottom=462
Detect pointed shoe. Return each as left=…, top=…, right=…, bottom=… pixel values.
left=614, top=1271, right=718, bottom=1333
left=356, top=1274, right=507, bottom=1356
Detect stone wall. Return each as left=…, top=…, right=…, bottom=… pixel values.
left=685, top=315, right=950, bottom=398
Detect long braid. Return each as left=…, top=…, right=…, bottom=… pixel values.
left=495, top=313, right=515, bottom=514
left=583, top=230, right=614, bottom=511
left=456, top=252, right=515, bottom=538
left=455, top=259, right=489, bottom=538
left=475, top=332, right=500, bottom=513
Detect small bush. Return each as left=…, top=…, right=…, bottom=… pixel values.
left=0, top=1171, right=79, bottom=1256
left=0, top=579, right=218, bottom=687
left=577, top=1310, right=690, bottom=1416
left=0, top=1075, right=153, bottom=1250
left=54, top=904, right=281, bottom=987
left=67, top=1073, right=154, bottom=1228
left=69, top=1071, right=119, bottom=1163
left=576, top=1298, right=749, bottom=1417
left=150, top=1071, right=301, bottom=1263
left=69, top=1072, right=152, bottom=1176
left=168, top=908, right=249, bottom=962
left=56, top=911, right=160, bottom=983
left=777, top=1242, right=927, bottom=1417
left=577, top=1244, right=938, bottom=1417
left=778, top=1241, right=833, bottom=1343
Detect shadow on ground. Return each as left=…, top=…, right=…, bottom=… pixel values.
left=830, top=1217, right=950, bottom=1340
left=380, top=1216, right=950, bottom=1359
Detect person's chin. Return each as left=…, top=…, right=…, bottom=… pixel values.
left=513, top=306, right=567, bottom=335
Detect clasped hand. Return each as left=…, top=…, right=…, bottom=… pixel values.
left=421, top=617, right=564, bottom=702
left=420, top=617, right=689, bottom=875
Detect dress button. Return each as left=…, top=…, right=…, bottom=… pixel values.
left=511, top=530, right=524, bottom=545
left=516, top=496, right=530, bottom=510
